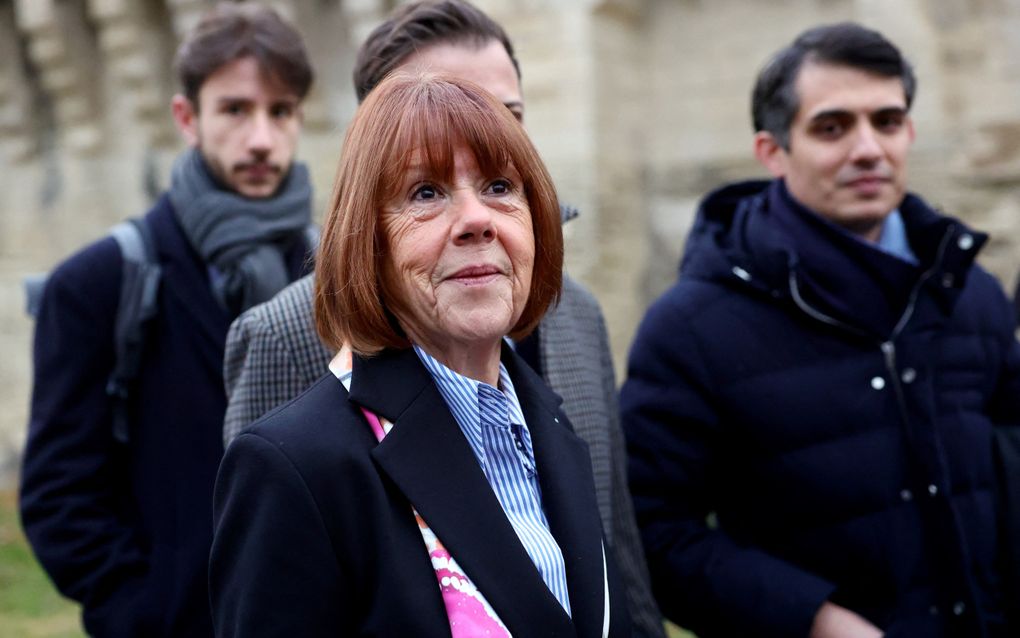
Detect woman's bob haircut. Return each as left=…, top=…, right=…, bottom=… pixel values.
left=315, top=71, right=563, bottom=355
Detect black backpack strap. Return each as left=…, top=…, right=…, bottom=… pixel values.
left=105, top=218, right=161, bottom=444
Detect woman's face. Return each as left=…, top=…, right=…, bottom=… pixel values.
left=381, top=142, right=534, bottom=357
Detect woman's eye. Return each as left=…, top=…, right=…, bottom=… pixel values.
left=487, top=179, right=513, bottom=195
left=412, top=184, right=439, bottom=201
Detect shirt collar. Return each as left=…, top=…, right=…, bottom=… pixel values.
left=875, top=209, right=919, bottom=264
left=328, top=343, right=531, bottom=451
left=413, top=345, right=529, bottom=460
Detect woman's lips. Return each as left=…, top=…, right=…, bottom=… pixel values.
left=447, top=265, right=503, bottom=285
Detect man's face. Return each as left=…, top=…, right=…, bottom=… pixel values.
left=398, top=39, right=524, bottom=123
left=172, top=56, right=303, bottom=199
left=755, top=61, right=915, bottom=241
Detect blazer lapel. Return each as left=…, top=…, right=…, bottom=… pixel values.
left=348, top=348, right=575, bottom=637
left=506, top=349, right=610, bottom=638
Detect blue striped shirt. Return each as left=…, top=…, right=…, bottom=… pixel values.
left=414, top=345, right=572, bottom=616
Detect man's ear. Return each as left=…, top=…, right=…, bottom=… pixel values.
left=753, top=130, right=788, bottom=178
left=171, top=94, right=200, bottom=147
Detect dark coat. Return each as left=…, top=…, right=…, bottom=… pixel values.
left=210, top=345, right=632, bottom=638
left=621, top=180, right=1020, bottom=638
left=20, top=195, right=309, bottom=637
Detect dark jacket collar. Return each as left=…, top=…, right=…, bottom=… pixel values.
left=768, top=180, right=922, bottom=336
left=348, top=345, right=612, bottom=637
left=682, top=178, right=987, bottom=339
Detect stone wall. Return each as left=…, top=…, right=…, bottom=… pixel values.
left=2, top=0, right=1020, bottom=484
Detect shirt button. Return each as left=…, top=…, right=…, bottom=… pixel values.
left=952, top=601, right=966, bottom=616
left=941, top=273, right=955, bottom=288
left=929, top=605, right=939, bottom=616
left=900, top=489, right=913, bottom=502
left=928, top=484, right=939, bottom=496
left=901, top=368, right=916, bottom=383
left=871, top=376, right=886, bottom=390
left=957, top=234, right=974, bottom=250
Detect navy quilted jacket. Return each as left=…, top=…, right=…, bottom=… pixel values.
left=622, top=179, right=1020, bottom=638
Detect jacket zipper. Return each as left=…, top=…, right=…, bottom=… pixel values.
left=784, top=227, right=955, bottom=438
left=782, top=226, right=979, bottom=627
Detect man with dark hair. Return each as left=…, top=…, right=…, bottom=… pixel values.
left=351, top=0, right=520, bottom=104
left=19, top=4, right=316, bottom=636
left=221, top=1, right=664, bottom=636
left=623, top=22, right=1020, bottom=638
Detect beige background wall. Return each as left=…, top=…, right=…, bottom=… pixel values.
left=2, top=0, right=1020, bottom=484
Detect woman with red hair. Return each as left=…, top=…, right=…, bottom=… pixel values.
left=209, top=72, right=631, bottom=637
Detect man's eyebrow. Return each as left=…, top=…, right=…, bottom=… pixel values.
left=808, top=106, right=908, bottom=121
left=806, top=108, right=853, bottom=122
left=872, top=106, right=909, bottom=117
left=214, top=96, right=254, bottom=105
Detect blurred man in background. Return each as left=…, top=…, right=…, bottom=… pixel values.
left=20, top=4, right=316, bottom=635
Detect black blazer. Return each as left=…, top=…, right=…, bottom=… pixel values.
left=210, top=345, right=632, bottom=637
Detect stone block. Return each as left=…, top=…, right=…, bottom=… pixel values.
left=38, top=67, right=76, bottom=94
left=28, top=35, right=66, bottom=68
left=132, top=87, right=163, bottom=119
left=166, top=0, right=208, bottom=38
left=98, top=22, right=141, bottom=54
left=87, top=0, right=130, bottom=22
left=113, top=53, right=151, bottom=86
left=1, top=136, right=37, bottom=162
left=13, top=0, right=55, bottom=33
left=64, top=124, right=103, bottom=153
left=55, top=95, right=93, bottom=124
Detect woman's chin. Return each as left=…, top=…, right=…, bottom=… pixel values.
left=429, top=310, right=517, bottom=353
left=446, top=319, right=514, bottom=349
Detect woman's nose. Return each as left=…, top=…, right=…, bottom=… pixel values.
left=452, top=193, right=496, bottom=244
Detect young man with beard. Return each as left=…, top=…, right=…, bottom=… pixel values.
left=220, top=1, right=664, bottom=636
left=19, top=4, right=316, bottom=636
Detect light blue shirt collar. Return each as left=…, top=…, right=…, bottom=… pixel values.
left=875, top=209, right=918, bottom=264
left=412, top=345, right=531, bottom=466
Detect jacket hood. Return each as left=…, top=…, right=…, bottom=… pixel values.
left=678, top=178, right=989, bottom=338
left=680, top=179, right=791, bottom=295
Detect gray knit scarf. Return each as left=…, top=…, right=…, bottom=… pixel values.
left=168, top=147, right=312, bottom=316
